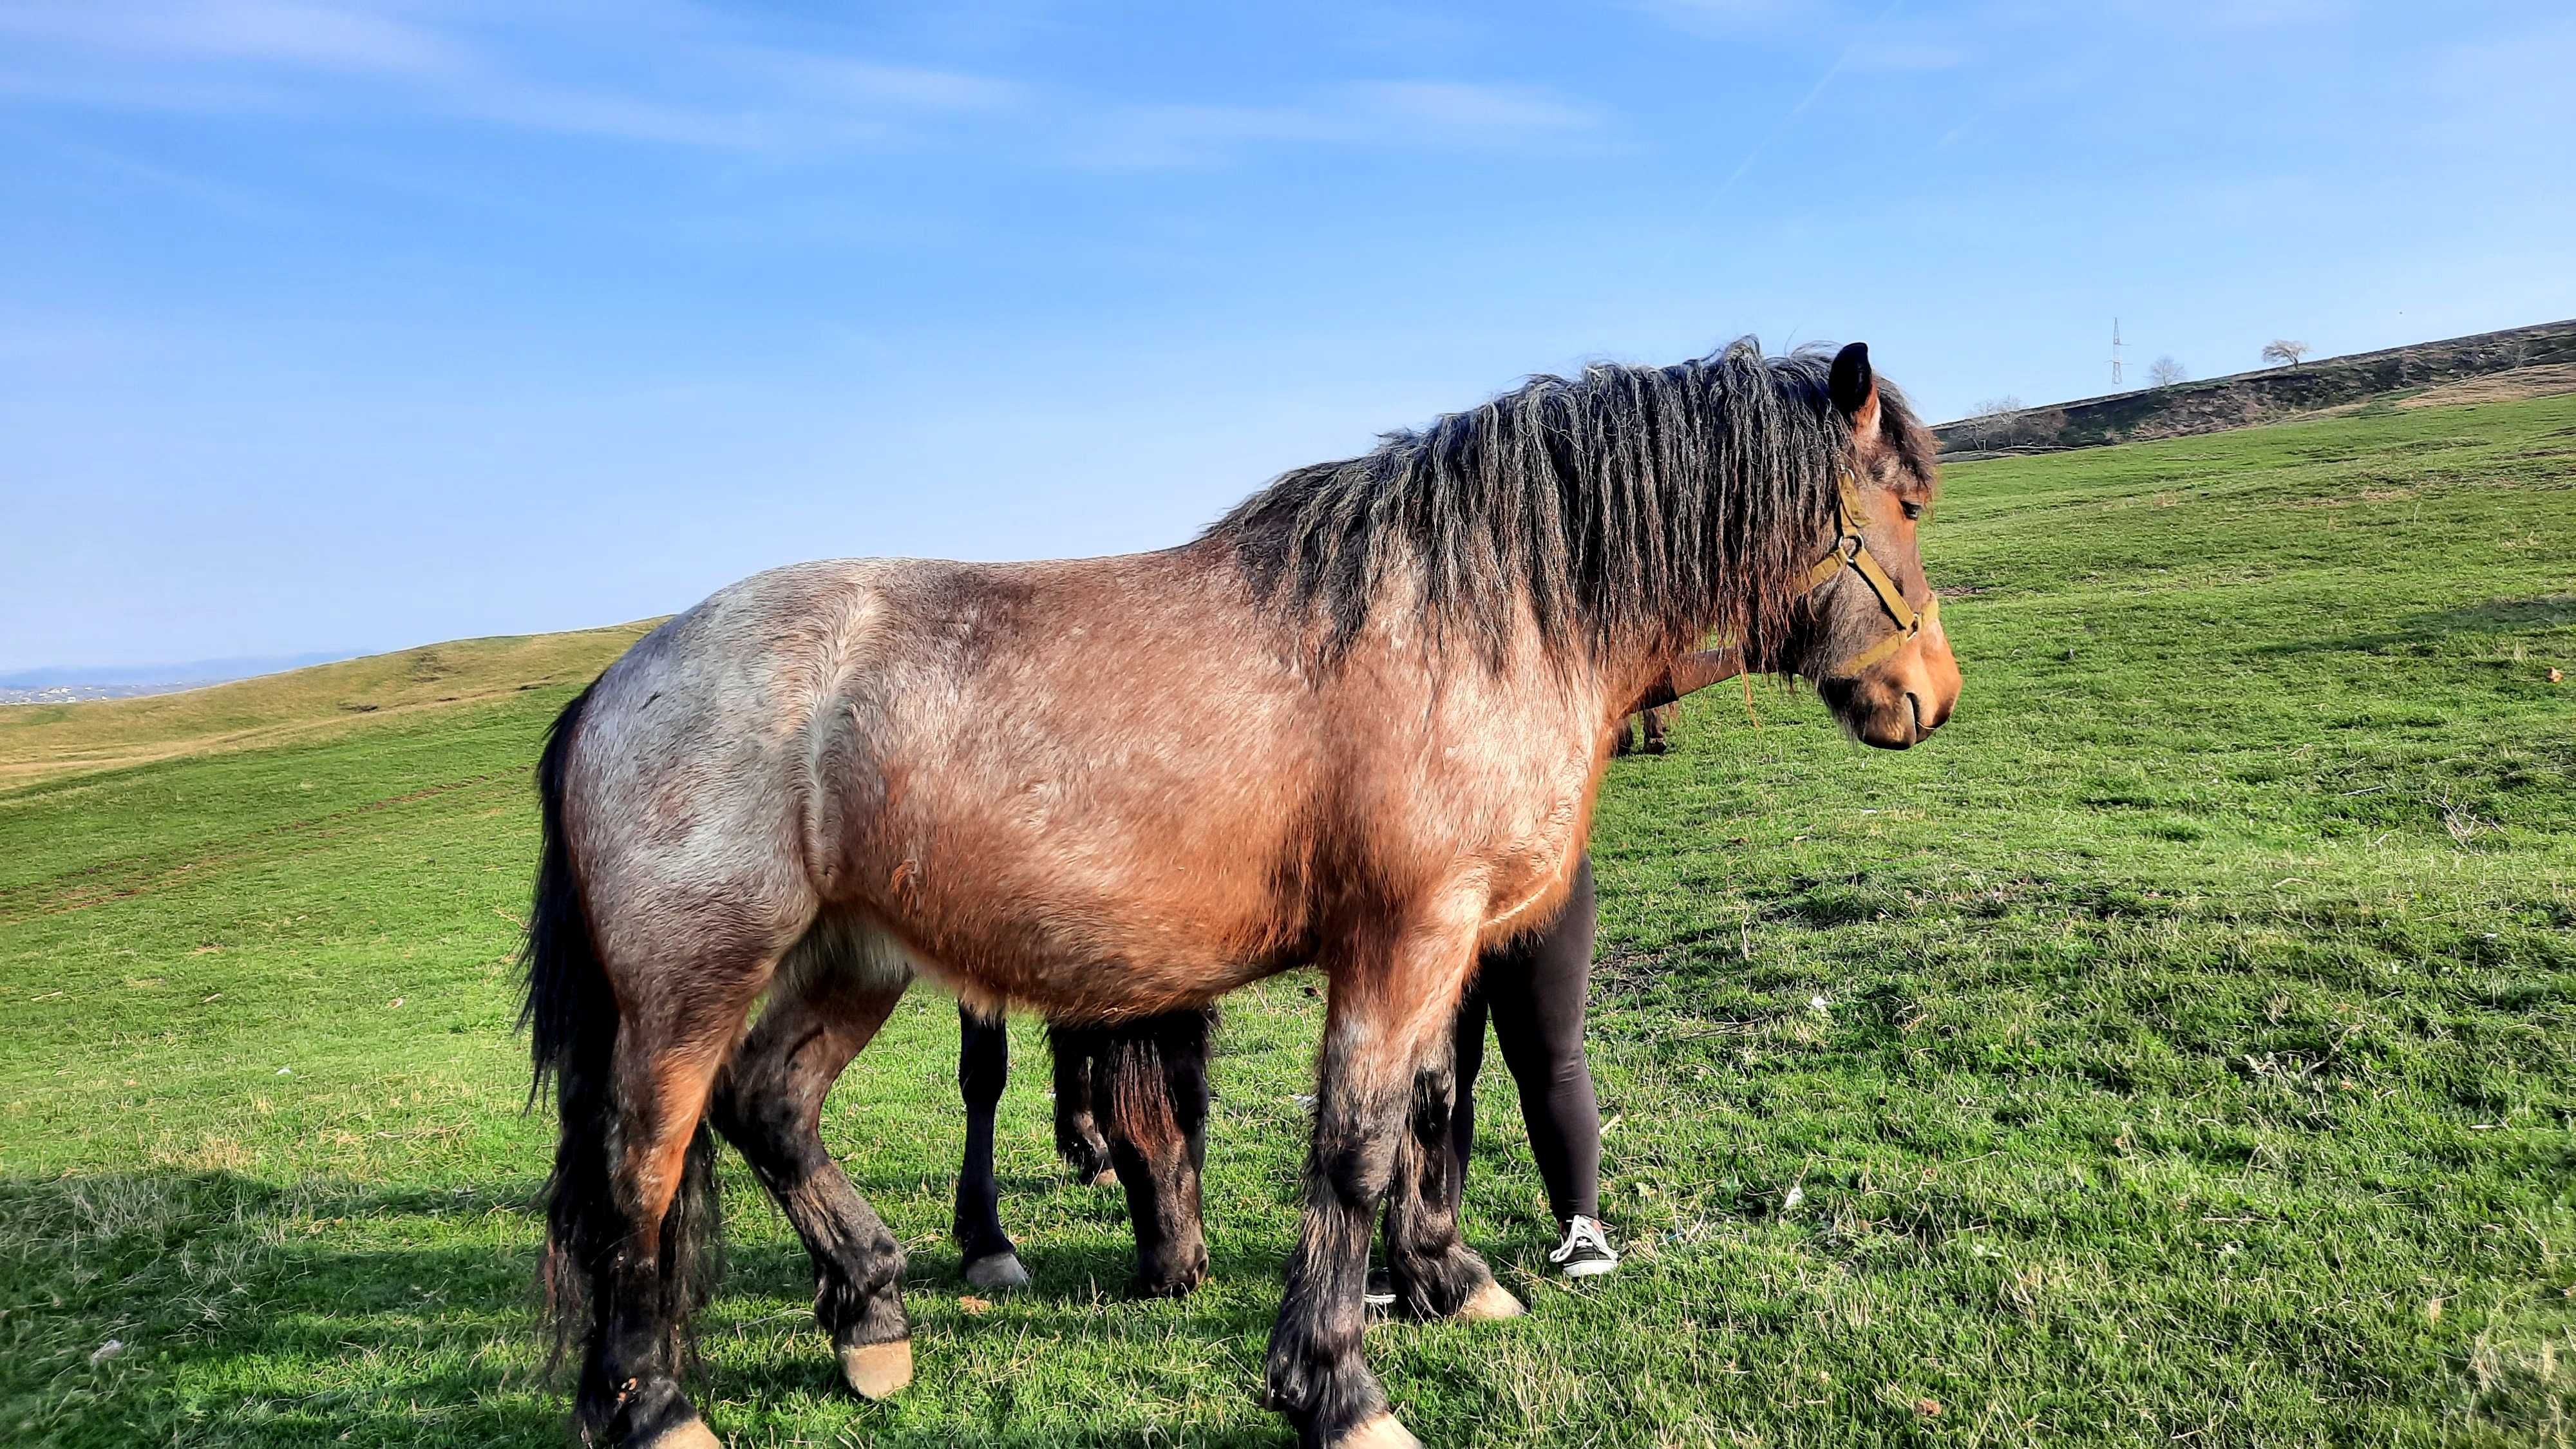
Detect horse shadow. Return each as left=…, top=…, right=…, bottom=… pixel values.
left=2, top=1167, right=1297, bottom=1446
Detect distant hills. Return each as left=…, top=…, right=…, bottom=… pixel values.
left=0, top=627, right=654, bottom=782
left=1935, top=318, right=2576, bottom=457
left=0, top=652, right=361, bottom=706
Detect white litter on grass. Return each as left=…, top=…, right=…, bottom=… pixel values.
left=90, top=1340, right=124, bottom=1366
left=1781, top=1184, right=1805, bottom=1211
left=276, top=1067, right=292, bottom=1075
left=1809, top=994, right=1830, bottom=1013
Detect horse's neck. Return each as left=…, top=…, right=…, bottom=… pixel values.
left=1592, top=632, right=1711, bottom=726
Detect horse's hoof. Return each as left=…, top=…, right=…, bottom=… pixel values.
left=632, top=1419, right=723, bottom=1449
left=840, top=1339, right=913, bottom=1401
left=1332, top=1413, right=1422, bottom=1449
left=964, top=1252, right=1032, bottom=1292
left=1456, top=1280, right=1525, bottom=1321
left=1087, top=1167, right=1119, bottom=1188
left=1127, top=1268, right=1204, bottom=1300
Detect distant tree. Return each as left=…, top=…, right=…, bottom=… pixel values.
left=1965, top=395, right=2022, bottom=450
left=2148, top=355, right=2188, bottom=386
left=2261, top=339, right=2310, bottom=368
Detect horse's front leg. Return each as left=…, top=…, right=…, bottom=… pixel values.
left=1380, top=1027, right=1521, bottom=1322
left=1266, top=918, right=1479, bottom=1449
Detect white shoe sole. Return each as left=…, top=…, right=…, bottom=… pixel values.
left=1559, top=1258, right=1618, bottom=1279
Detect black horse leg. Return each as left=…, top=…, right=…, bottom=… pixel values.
left=1048, top=1023, right=1118, bottom=1184
left=951, top=1003, right=1032, bottom=1291
left=1639, top=700, right=1674, bottom=753
left=1092, top=1009, right=1214, bottom=1297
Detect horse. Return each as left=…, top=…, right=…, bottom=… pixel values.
left=947, top=645, right=1746, bottom=1298
left=519, top=339, right=1960, bottom=1449
left=1613, top=646, right=1742, bottom=756
left=950, top=1002, right=1218, bottom=1297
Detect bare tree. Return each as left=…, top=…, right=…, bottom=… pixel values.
left=2148, top=355, right=2188, bottom=386
left=1965, top=395, right=2022, bottom=450
left=2261, top=339, right=2310, bottom=368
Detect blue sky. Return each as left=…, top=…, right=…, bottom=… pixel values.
left=4, top=0, right=2571, bottom=672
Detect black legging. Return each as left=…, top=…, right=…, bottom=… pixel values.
left=1450, top=855, right=1600, bottom=1225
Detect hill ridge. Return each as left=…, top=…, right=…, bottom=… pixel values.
left=1936, top=316, right=2576, bottom=457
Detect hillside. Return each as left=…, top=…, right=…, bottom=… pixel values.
left=1937, top=316, right=2576, bottom=457
left=3, top=395, right=2572, bottom=1446
left=0, top=624, right=654, bottom=787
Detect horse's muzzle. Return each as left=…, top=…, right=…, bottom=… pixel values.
left=1819, top=618, right=1960, bottom=750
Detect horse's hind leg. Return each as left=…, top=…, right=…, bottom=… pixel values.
left=951, top=1005, right=1032, bottom=1291
left=707, top=941, right=914, bottom=1399
left=1048, top=1024, right=1117, bottom=1185
left=559, top=951, right=775, bottom=1449
left=1093, top=1008, right=1214, bottom=1298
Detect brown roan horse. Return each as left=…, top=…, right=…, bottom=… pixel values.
left=520, top=340, right=1961, bottom=1448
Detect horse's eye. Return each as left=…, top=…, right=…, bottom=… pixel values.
left=1900, top=501, right=1925, bottom=521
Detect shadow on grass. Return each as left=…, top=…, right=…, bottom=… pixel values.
left=2253, top=592, right=2576, bottom=657
left=0, top=1168, right=1298, bottom=1448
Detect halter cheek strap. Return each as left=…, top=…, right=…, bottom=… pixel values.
left=1710, top=474, right=1935, bottom=679
left=1802, top=474, right=1935, bottom=676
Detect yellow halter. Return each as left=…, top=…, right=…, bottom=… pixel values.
left=1801, top=473, right=1935, bottom=676
left=1710, top=473, right=1935, bottom=679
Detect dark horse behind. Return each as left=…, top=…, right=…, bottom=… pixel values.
left=522, top=340, right=1958, bottom=1448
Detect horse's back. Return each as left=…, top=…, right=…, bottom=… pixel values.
left=559, top=546, right=1600, bottom=1015
left=562, top=551, right=1323, bottom=1010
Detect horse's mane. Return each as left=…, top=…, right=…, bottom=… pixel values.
left=1206, top=339, right=1927, bottom=672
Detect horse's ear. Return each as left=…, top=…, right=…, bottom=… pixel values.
left=1830, top=342, right=1877, bottom=428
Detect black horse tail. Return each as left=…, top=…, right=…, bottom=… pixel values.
left=521, top=682, right=723, bottom=1402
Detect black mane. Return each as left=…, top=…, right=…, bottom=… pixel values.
left=1208, top=339, right=1924, bottom=672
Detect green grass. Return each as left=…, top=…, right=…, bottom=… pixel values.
left=5, top=395, right=2573, bottom=1447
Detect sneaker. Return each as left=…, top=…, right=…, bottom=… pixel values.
left=1549, top=1215, right=1619, bottom=1279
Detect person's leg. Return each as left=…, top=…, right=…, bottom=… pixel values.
left=1444, top=980, right=1491, bottom=1217
left=1484, top=857, right=1602, bottom=1227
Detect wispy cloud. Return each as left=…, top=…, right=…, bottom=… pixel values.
left=1348, top=80, right=1599, bottom=131
left=1074, top=80, right=1604, bottom=167
left=0, top=2, right=1605, bottom=168
left=2110, top=0, right=2350, bottom=28
left=2418, top=14, right=2576, bottom=143
left=748, top=52, right=1026, bottom=114
left=1696, top=0, right=1909, bottom=205
left=1846, top=39, right=1968, bottom=71
left=1639, top=0, right=1813, bottom=37
left=0, top=0, right=462, bottom=75
left=0, top=0, right=1027, bottom=150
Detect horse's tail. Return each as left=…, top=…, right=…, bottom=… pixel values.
left=521, top=683, right=724, bottom=1388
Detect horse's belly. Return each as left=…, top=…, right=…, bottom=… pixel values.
left=848, top=788, right=1306, bottom=1020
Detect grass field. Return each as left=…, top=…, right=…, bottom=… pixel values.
left=4, top=395, right=2573, bottom=1448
